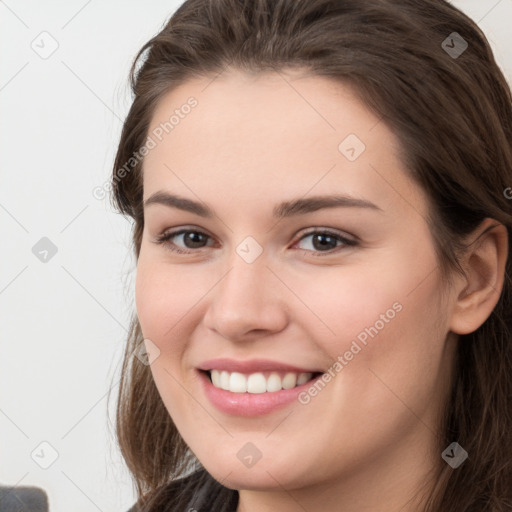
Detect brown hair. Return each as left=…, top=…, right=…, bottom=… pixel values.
left=109, top=0, right=512, bottom=510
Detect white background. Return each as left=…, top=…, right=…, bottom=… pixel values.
left=1, top=1, right=511, bottom=511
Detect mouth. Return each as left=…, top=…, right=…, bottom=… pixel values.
left=199, top=369, right=323, bottom=394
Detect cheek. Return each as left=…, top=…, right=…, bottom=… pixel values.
left=134, top=256, right=201, bottom=418
left=135, top=255, right=200, bottom=343
left=289, top=263, right=408, bottom=361
left=282, top=265, right=449, bottom=465
left=293, top=244, right=448, bottom=389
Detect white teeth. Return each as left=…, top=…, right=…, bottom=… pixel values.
left=220, top=370, right=230, bottom=390
left=229, top=372, right=247, bottom=393
left=211, top=369, right=221, bottom=387
left=247, top=372, right=267, bottom=393
left=208, top=370, right=314, bottom=393
left=282, top=372, right=297, bottom=389
left=266, top=372, right=282, bottom=392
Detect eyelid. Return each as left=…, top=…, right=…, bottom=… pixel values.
left=153, top=226, right=217, bottom=250
left=295, top=227, right=358, bottom=244
left=153, top=226, right=358, bottom=255
left=292, top=228, right=358, bottom=256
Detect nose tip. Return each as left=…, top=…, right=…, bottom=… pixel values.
left=203, top=259, right=288, bottom=341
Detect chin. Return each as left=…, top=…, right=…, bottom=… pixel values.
left=213, top=472, right=286, bottom=492
left=202, top=456, right=309, bottom=492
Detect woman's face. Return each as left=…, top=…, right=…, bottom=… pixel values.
left=136, top=69, right=458, bottom=494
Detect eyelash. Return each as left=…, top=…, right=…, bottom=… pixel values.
left=153, top=227, right=358, bottom=257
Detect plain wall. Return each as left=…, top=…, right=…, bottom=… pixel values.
left=1, top=1, right=511, bottom=511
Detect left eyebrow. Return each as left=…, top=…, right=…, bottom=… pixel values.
left=143, top=191, right=382, bottom=218
left=272, top=195, right=382, bottom=218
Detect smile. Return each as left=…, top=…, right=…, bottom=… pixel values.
left=198, top=370, right=324, bottom=416
left=207, top=369, right=320, bottom=393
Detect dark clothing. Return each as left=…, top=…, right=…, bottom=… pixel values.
left=127, top=469, right=239, bottom=512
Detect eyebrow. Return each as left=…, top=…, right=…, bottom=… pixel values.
left=143, top=191, right=382, bottom=218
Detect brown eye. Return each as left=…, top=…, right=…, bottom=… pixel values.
left=294, top=229, right=357, bottom=256
left=155, top=229, right=213, bottom=254
left=179, top=231, right=209, bottom=249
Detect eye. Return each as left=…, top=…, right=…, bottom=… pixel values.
left=154, top=228, right=214, bottom=254
left=293, top=229, right=357, bottom=256
left=154, top=227, right=357, bottom=257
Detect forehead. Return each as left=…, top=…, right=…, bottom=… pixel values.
left=142, top=69, right=425, bottom=219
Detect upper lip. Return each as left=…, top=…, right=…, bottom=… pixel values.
left=197, top=358, right=322, bottom=374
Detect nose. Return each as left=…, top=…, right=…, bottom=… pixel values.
left=202, top=251, right=289, bottom=342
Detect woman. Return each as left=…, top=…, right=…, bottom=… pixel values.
left=112, top=0, right=512, bottom=510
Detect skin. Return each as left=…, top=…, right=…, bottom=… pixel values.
left=135, top=68, right=507, bottom=512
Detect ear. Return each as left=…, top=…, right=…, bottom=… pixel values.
left=449, top=218, right=508, bottom=335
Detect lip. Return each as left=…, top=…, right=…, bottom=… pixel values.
left=197, top=358, right=322, bottom=374
left=197, top=365, right=324, bottom=417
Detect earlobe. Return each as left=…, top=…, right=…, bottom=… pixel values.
left=449, top=219, right=508, bottom=335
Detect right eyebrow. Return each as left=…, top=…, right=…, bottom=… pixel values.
left=144, top=192, right=213, bottom=217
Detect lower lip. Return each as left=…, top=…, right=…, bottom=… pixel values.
left=197, top=370, right=323, bottom=417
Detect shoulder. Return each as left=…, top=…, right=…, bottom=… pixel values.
left=126, top=469, right=238, bottom=512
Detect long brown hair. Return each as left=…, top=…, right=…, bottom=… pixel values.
left=109, top=0, right=512, bottom=510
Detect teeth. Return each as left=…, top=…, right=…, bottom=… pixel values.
left=266, top=372, right=282, bottom=392
left=230, top=372, right=247, bottom=393
left=247, top=373, right=267, bottom=393
left=296, top=372, right=310, bottom=385
left=208, top=370, right=314, bottom=393
left=220, top=370, right=230, bottom=390
left=282, top=373, right=297, bottom=389
left=211, top=369, right=221, bottom=388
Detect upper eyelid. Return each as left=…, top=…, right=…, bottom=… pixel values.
left=157, top=226, right=217, bottom=242
left=156, top=226, right=356, bottom=247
